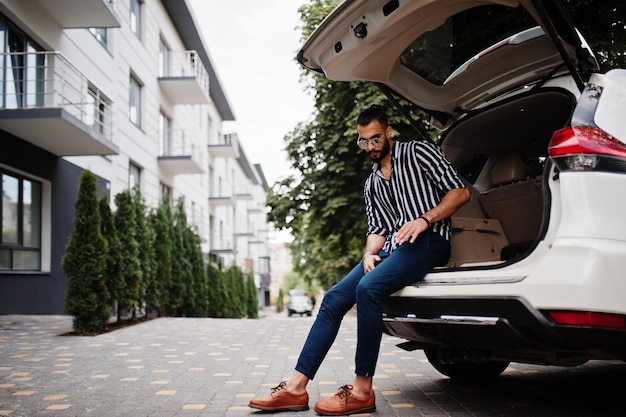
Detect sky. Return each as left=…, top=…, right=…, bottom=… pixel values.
left=188, top=0, right=315, bottom=186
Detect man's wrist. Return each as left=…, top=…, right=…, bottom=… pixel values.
left=418, top=215, right=431, bottom=228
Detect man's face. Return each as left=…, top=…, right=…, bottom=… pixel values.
left=357, top=120, right=391, bottom=163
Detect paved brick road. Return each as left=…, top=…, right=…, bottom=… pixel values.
left=1, top=310, right=624, bottom=416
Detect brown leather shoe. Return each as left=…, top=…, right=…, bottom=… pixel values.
left=248, top=381, right=309, bottom=412
left=314, top=385, right=376, bottom=416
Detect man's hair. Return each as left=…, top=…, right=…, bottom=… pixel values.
left=357, top=104, right=388, bottom=128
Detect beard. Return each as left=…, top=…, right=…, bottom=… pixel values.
left=368, top=139, right=391, bottom=163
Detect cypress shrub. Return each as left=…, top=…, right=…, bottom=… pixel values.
left=171, top=199, right=192, bottom=316
left=206, top=263, right=222, bottom=317
left=132, top=188, right=154, bottom=316
left=62, top=171, right=110, bottom=333
left=276, top=288, right=285, bottom=313
left=150, top=199, right=174, bottom=317
left=99, top=195, right=124, bottom=322
left=114, top=189, right=142, bottom=319
left=246, top=271, right=259, bottom=318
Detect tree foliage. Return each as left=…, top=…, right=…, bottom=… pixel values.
left=267, top=0, right=626, bottom=290
left=99, top=194, right=124, bottom=321
left=62, top=171, right=109, bottom=333
left=114, top=189, right=142, bottom=319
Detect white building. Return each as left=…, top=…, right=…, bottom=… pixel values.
left=0, top=0, right=271, bottom=314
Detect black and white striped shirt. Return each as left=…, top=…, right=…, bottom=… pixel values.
left=364, top=140, right=466, bottom=253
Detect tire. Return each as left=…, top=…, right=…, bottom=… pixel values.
left=425, top=348, right=509, bottom=382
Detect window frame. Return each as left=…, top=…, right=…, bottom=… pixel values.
left=129, top=73, right=142, bottom=127
left=0, top=167, right=48, bottom=272
left=129, top=0, right=142, bottom=40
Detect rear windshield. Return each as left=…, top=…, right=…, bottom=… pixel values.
left=400, top=4, right=537, bottom=85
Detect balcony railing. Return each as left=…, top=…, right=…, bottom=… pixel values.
left=158, top=50, right=210, bottom=104
left=158, top=129, right=205, bottom=174
left=0, top=51, right=117, bottom=156
left=208, top=132, right=239, bottom=159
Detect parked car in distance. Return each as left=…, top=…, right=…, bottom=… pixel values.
left=298, top=0, right=626, bottom=381
left=287, top=289, right=313, bottom=317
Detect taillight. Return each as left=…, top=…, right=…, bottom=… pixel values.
left=548, top=126, right=626, bottom=171
left=547, top=311, right=626, bottom=330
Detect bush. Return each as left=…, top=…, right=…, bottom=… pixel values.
left=62, top=171, right=110, bottom=333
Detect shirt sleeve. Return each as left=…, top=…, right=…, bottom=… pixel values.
left=415, top=141, right=466, bottom=193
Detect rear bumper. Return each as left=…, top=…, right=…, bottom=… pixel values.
left=382, top=296, right=626, bottom=364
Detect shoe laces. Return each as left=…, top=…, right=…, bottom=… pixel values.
left=270, top=381, right=287, bottom=397
left=335, top=385, right=353, bottom=403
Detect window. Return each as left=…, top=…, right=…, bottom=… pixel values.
left=130, top=0, right=142, bottom=39
left=86, top=86, right=110, bottom=135
left=1, top=170, right=42, bottom=271
left=129, top=162, right=141, bottom=188
left=160, top=182, right=172, bottom=203
left=0, top=19, right=44, bottom=109
left=158, top=111, right=171, bottom=156
left=400, top=5, right=536, bottom=85
left=89, top=28, right=107, bottom=47
left=158, top=37, right=169, bottom=77
left=129, top=74, right=142, bottom=126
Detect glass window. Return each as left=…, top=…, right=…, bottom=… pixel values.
left=130, top=0, right=142, bottom=39
left=89, top=28, right=107, bottom=47
left=158, top=37, right=169, bottom=77
left=129, top=162, right=141, bottom=188
left=400, top=5, right=536, bottom=85
left=160, top=182, right=172, bottom=203
left=86, top=86, right=110, bottom=135
left=158, top=111, right=171, bottom=156
left=1, top=21, right=44, bottom=109
left=129, top=74, right=142, bottom=126
left=1, top=170, right=42, bottom=271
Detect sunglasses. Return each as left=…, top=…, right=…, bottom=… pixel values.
left=356, top=134, right=382, bottom=150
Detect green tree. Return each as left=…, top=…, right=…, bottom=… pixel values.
left=62, top=171, right=109, bottom=333
left=226, top=265, right=246, bottom=318
left=150, top=199, right=174, bottom=316
left=563, top=0, right=625, bottom=71
left=170, top=199, right=192, bottom=316
left=99, top=194, right=124, bottom=322
left=207, top=263, right=224, bottom=317
left=114, top=189, right=142, bottom=319
left=132, top=187, right=153, bottom=316
left=276, top=288, right=285, bottom=313
left=246, top=271, right=259, bottom=319
left=268, top=0, right=626, bottom=290
left=185, top=225, right=208, bottom=317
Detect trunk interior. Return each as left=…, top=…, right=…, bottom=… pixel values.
left=437, top=87, right=576, bottom=268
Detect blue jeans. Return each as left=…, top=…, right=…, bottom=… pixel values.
left=295, top=230, right=450, bottom=379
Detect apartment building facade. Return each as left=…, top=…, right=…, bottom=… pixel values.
left=0, top=0, right=271, bottom=314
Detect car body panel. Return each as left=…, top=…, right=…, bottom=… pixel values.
left=298, top=0, right=598, bottom=127
left=593, top=69, right=626, bottom=141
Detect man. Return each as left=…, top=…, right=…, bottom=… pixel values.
left=249, top=105, right=470, bottom=415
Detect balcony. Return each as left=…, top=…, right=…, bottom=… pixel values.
left=0, top=52, right=118, bottom=156
left=34, top=0, right=122, bottom=28
left=158, top=51, right=210, bottom=104
left=209, top=133, right=239, bottom=159
left=158, top=130, right=205, bottom=174
left=209, top=194, right=235, bottom=207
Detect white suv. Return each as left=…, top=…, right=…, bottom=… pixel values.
left=298, top=0, right=626, bottom=380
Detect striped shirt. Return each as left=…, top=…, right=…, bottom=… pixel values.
left=364, top=140, right=466, bottom=253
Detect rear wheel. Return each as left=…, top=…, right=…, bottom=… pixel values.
left=425, top=348, right=509, bottom=382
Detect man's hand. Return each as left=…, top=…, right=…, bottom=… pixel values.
left=362, top=252, right=381, bottom=273
left=395, top=217, right=429, bottom=245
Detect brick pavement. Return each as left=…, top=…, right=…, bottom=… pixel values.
left=1, top=310, right=625, bottom=417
